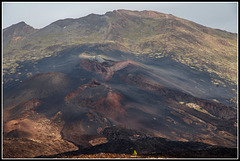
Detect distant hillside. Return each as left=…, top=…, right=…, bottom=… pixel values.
left=3, top=21, right=37, bottom=46
left=3, top=9, right=237, bottom=85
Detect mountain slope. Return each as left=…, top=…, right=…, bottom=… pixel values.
left=3, top=21, right=37, bottom=46
left=3, top=54, right=237, bottom=157
left=3, top=9, right=237, bottom=85
left=2, top=9, right=238, bottom=158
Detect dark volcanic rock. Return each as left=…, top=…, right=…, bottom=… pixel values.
left=36, top=136, right=237, bottom=158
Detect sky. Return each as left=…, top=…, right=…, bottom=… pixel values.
left=2, top=2, right=238, bottom=33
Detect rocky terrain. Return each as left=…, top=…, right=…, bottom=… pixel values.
left=2, top=9, right=238, bottom=158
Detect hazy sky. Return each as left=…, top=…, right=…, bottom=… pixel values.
left=2, top=2, right=238, bottom=33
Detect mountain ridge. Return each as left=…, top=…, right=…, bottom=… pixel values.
left=3, top=9, right=237, bottom=85
left=3, top=21, right=37, bottom=46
